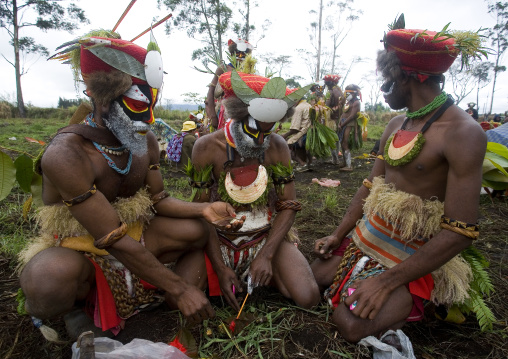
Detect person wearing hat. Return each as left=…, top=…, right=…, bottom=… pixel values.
left=18, top=30, right=245, bottom=339
left=466, top=102, right=479, bottom=120
left=324, top=74, right=346, bottom=165
left=337, top=84, right=363, bottom=171
left=312, top=14, right=487, bottom=343
left=205, top=38, right=254, bottom=131
left=189, top=70, right=320, bottom=311
left=167, top=120, right=199, bottom=171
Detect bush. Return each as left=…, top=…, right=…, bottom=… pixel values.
left=0, top=101, right=14, bottom=119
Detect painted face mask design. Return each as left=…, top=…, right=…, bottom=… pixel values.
left=241, top=116, right=276, bottom=146
left=118, top=84, right=158, bottom=125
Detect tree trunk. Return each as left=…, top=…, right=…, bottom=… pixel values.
left=489, top=43, right=500, bottom=115
left=315, top=0, right=323, bottom=81
left=244, top=0, right=250, bottom=42
left=13, top=0, right=26, bottom=118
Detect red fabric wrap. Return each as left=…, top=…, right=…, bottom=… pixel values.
left=385, top=29, right=459, bottom=75
left=219, top=72, right=295, bottom=99
left=80, top=37, right=148, bottom=85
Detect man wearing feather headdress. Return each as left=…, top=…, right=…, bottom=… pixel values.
left=205, top=38, right=255, bottom=131
left=312, top=14, right=490, bottom=342
left=189, top=70, right=320, bottom=311
left=18, top=31, right=244, bottom=339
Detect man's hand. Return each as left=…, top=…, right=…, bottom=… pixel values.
left=343, top=276, right=393, bottom=320
left=216, top=266, right=242, bottom=311
left=314, top=235, right=341, bottom=259
left=174, top=283, right=215, bottom=325
left=204, top=202, right=246, bottom=231
left=248, top=253, right=273, bottom=287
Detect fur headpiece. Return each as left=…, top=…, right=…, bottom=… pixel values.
left=50, top=30, right=163, bottom=105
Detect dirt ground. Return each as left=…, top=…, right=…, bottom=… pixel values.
left=1, top=153, right=507, bottom=358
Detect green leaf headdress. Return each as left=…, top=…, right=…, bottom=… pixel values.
left=219, top=70, right=313, bottom=123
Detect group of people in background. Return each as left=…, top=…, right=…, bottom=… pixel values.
left=17, top=10, right=494, bottom=357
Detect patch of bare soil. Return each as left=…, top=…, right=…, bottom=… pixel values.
left=1, top=152, right=507, bottom=359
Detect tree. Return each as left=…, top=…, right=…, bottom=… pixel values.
left=303, top=0, right=360, bottom=82
left=231, top=0, right=257, bottom=41
left=159, top=0, right=233, bottom=66
left=361, top=70, right=383, bottom=111
left=447, top=62, right=476, bottom=105
left=486, top=1, right=508, bottom=114
left=259, top=53, right=292, bottom=77
left=325, top=0, right=362, bottom=74
left=0, top=0, right=88, bottom=118
left=470, top=61, right=494, bottom=107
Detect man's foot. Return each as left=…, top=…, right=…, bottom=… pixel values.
left=295, top=164, right=311, bottom=173
left=339, top=167, right=353, bottom=172
left=64, top=309, right=114, bottom=340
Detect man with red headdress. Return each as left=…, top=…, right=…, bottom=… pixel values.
left=324, top=74, right=346, bottom=165
left=312, top=14, right=488, bottom=343
left=19, top=31, right=243, bottom=339
left=189, top=70, right=320, bottom=311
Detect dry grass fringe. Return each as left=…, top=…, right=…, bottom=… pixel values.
left=17, top=188, right=153, bottom=270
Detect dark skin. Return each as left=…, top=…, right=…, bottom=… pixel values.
left=312, top=75, right=487, bottom=342
left=20, top=101, right=245, bottom=326
left=338, top=96, right=361, bottom=156
left=191, top=120, right=320, bottom=311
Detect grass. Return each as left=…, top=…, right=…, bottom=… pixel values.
left=1, top=112, right=507, bottom=359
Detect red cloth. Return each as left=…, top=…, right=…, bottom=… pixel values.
left=85, top=257, right=157, bottom=333
left=385, top=29, right=459, bottom=75
left=219, top=71, right=295, bottom=99
left=80, top=37, right=148, bottom=85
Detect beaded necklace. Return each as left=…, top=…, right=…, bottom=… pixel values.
left=84, top=114, right=133, bottom=175
left=406, top=92, right=448, bottom=119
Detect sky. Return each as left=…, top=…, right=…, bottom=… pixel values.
left=0, top=0, right=506, bottom=114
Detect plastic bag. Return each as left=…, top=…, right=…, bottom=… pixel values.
left=358, top=329, right=416, bottom=359
left=71, top=337, right=191, bottom=359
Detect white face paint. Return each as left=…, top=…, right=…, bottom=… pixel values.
left=346, top=93, right=353, bottom=101
left=103, top=102, right=149, bottom=157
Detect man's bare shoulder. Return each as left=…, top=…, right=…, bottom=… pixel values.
left=42, top=133, right=90, bottom=170
left=192, top=130, right=225, bottom=163
left=445, top=106, right=486, bottom=140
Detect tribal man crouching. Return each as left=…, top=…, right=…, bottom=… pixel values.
left=188, top=71, right=320, bottom=311
left=18, top=31, right=242, bottom=340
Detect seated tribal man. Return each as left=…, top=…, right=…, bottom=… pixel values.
left=311, top=15, right=487, bottom=343
left=18, top=31, right=243, bottom=340
left=189, top=71, right=321, bottom=311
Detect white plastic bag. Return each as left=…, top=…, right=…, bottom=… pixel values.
left=71, top=337, right=191, bottom=359
left=358, top=329, right=416, bottom=359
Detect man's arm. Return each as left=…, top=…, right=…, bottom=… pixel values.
left=205, top=67, right=225, bottom=129
left=345, top=117, right=487, bottom=320
left=313, top=118, right=395, bottom=257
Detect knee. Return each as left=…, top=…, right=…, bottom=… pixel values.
left=332, top=307, right=366, bottom=343
left=20, top=248, right=93, bottom=318
left=293, top=282, right=321, bottom=309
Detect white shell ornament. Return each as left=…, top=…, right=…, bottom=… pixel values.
left=144, top=50, right=163, bottom=89
left=247, top=98, right=288, bottom=123
left=225, top=165, right=268, bottom=204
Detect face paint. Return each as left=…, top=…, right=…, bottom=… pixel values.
left=103, top=102, right=149, bottom=156
left=241, top=116, right=276, bottom=145
left=346, top=93, right=353, bottom=101
left=231, top=120, right=271, bottom=160
left=118, top=85, right=158, bottom=125
left=381, top=80, right=395, bottom=96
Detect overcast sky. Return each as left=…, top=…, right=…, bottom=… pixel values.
left=0, top=0, right=506, bottom=114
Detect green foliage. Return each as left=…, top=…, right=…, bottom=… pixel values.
left=482, top=142, right=508, bottom=190
left=306, top=110, right=339, bottom=158
left=324, top=192, right=338, bottom=210
left=458, top=246, right=496, bottom=331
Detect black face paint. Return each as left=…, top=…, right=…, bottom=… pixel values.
left=117, top=84, right=158, bottom=124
